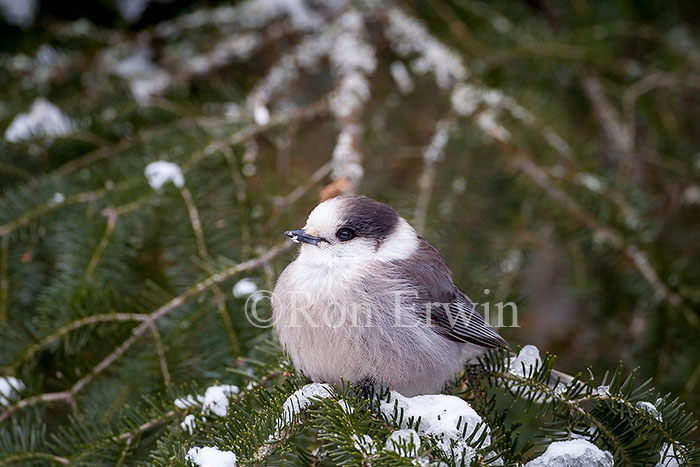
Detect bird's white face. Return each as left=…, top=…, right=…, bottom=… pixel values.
left=288, top=196, right=419, bottom=265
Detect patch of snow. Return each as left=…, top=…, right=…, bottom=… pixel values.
left=331, top=125, right=363, bottom=186
left=0, top=377, right=25, bottom=406
left=509, top=345, right=542, bottom=377
left=386, top=7, right=467, bottom=89
left=329, top=10, right=376, bottom=120
left=575, top=173, right=605, bottom=193
left=451, top=83, right=481, bottom=116
left=181, top=414, right=196, bottom=434
left=656, top=443, right=682, bottom=467
left=109, top=46, right=171, bottom=103
left=596, top=385, right=610, bottom=397
left=682, top=186, right=700, bottom=205
left=337, top=399, right=354, bottom=414
left=51, top=192, right=65, bottom=205
left=174, top=394, right=202, bottom=409
left=145, top=161, right=185, bottom=190
left=252, top=100, right=270, bottom=125
left=279, top=383, right=333, bottom=429
left=5, top=98, right=74, bottom=142
left=116, top=0, right=151, bottom=23
left=636, top=401, right=662, bottom=421
left=186, top=446, right=238, bottom=467
left=353, top=434, right=378, bottom=455
left=0, top=0, right=36, bottom=28
left=187, top=33, right=261, bottom=76
left=526, top=439, right=613, bottom=467
left=385, top=428, right=421, bottom=457
left=174, top=384, right=239, bottom=418
left=423, top=119, right=451, bottom=164
left=202, top=385, right=240, bottom=417
left=390, top=61, right=414, bottom=94
left=501, top=250, right=523, bottom=274
left=232, top=278, right=258, bottom=298
left=477, top=110, right=510, bottom=142
left=380, top=391, right=489, bottom=465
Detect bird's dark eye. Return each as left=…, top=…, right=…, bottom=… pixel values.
left=336, top=228, right=355, bottom=241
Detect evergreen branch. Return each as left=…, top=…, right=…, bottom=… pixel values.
left=0, top=99, right=329, bottom=241
left=0, top=180, right=137, bottom=237
left=272, top=160, right=333, bottom=211
left=0, top=242, right=291, bottom=422
left=83, top=208, right=118, bottom=284
left=9, top=313, right=150, bottom=371
left=479, top=367, right=632, bottom=463
left=0, top=162, right=32, bottom=182
left=0, top=452, right=70, bottom=466
left=115, top=410, right=178, bottom=442
left=0, top=235, right=8, bottom=324
left=179, top=180, right=240, bottom=355
left=413, top=116, right=455, bottom=235
left=179, top=185, right=209, bottom=258
left=506, top=149, right=696, bottom=325
left=149, top=323, right=172, bottom=387
left=0, top=391, right=76, bottom=422
left=50, top=119, right=197, bottom=178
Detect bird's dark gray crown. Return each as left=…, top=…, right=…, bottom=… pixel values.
left=339, top=195, right=399, bottom=240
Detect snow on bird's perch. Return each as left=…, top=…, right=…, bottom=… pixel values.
left=525, top=439, right=613, bottom=467
left=509, top=345, right=542, bottom=377
left=380, top=391, right=490, bottom=465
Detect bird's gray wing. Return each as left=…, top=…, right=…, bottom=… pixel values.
left=389, top=238, right=508, bottom=349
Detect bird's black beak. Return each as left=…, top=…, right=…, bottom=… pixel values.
left=284, top=229, right=324, bottom=245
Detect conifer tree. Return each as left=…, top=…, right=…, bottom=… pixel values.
left=0, top=1, right=698, bottom=465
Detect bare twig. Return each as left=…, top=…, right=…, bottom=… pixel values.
left=0, top=235, right=8, bottom=324
left=414, top=118, right=454, bottom=235
left=149, top=323, right=172, bottom=387
left=273, top=161, right=332, bottom=210
left=581, top=75, right=631, bottom=158
left=179, top=186, right=209, bottom=258
left=0, top=453, right=70, bottom=466
left=84, top=208, right=118, bottom=283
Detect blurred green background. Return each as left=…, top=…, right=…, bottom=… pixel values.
left=0, top=0, right=698, bottom=454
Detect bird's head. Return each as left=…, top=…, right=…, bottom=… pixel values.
left=285, top=195, right=418, bottom=263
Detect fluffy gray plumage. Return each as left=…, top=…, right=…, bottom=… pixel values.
left=272, top=195, right=507, bottom=396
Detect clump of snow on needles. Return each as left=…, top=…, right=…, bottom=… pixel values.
left=380, top=391, right=490, bottom=465
left=202, top=385, right=240, bottom=417
left=109, top=45, right=171, bottom=103
left=145, top=161, right=185, bottom=190
left=525, top=439, right=613, bottom=467
left=278, top=383, right=333, bottom=430
left=5, top=98, right=74, bottom=142
left=636, top=400, right=663, bottom=422
left=510, top=345, right=542, bottom=377
left=385, top=428, right=421, bottom=457
left=186, top=446, right=237, bottom=467
left=232, top=278, right=258, bottom=298
left=181, top=414, right=196, bottom=434
left=0, top=377, right=25, bottom=406
left=174, top=384, right=239, bottom=435
left=657, top=443, right=683, bottom=467
left=352, top=434, right=378, bottom=456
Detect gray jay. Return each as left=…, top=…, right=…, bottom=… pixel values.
left=272, top=195, right=508, bottom=396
